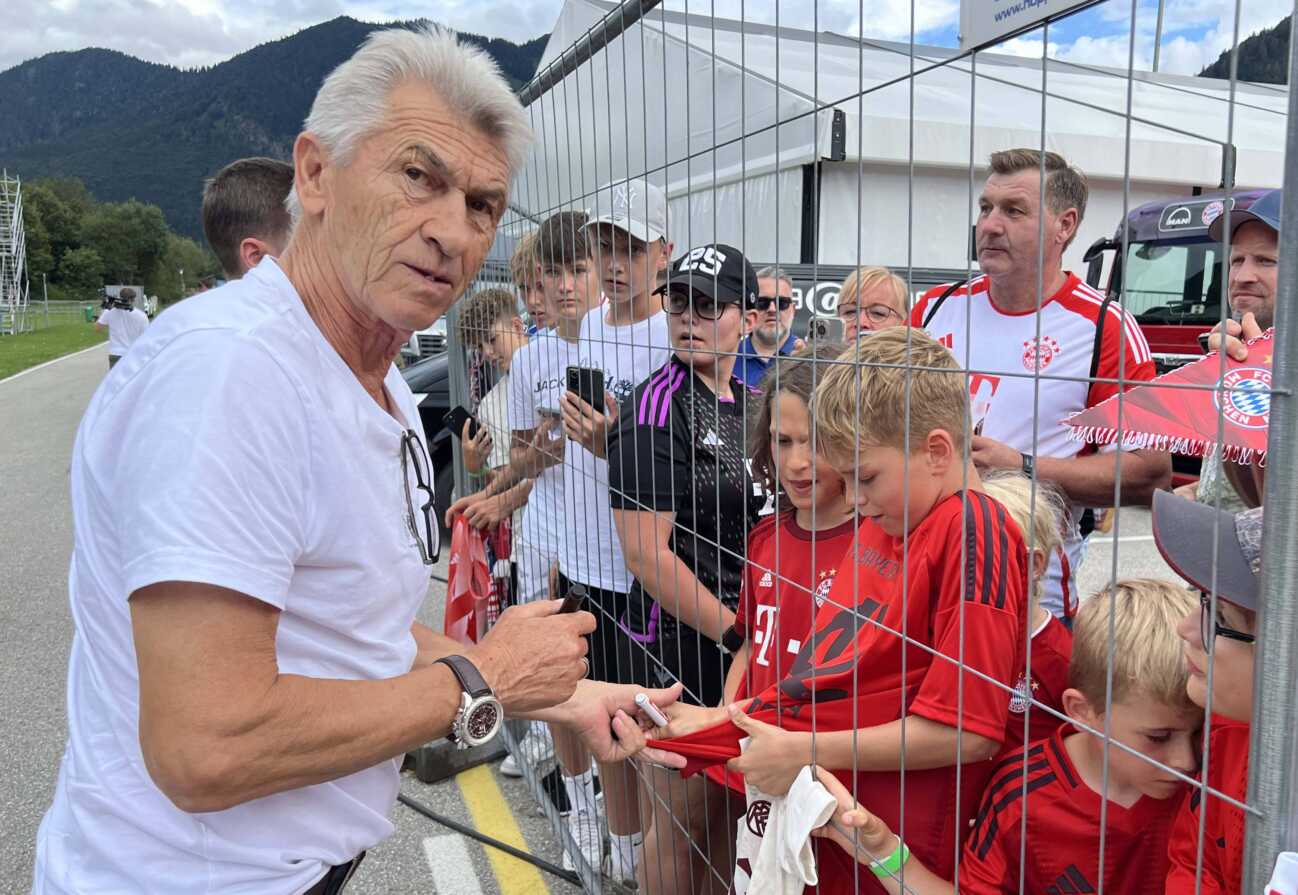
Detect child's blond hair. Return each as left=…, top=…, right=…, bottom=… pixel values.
left=978, top=471, right=1066, bottom=610
left=812, top=328, right=968, bottom=458
left=1071, top=579, right=1199, bottom=714
left=509, top=230, right=540, bottom=289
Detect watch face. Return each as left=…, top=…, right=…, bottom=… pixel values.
left=466, top=699, right=502, bottom=743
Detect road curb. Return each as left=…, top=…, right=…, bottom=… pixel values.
left=0, top=342, right=105, bottom=386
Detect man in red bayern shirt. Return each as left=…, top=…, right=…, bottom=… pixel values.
left=912, top=148, right=1171, bottom=621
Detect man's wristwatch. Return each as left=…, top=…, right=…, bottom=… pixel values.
left=435, top=655, right=503, bottom=750
left=1020, top=452, right=1035, bottom=479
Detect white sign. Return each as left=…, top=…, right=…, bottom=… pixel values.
left=960, top=0, right=1099, bottom=52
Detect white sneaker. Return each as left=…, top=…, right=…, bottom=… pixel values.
left=562, top=805, right=604, bottom=874
left=500, top=729, right=556, bottom=778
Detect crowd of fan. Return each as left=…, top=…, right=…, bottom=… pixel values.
left=449, top=149, right=1277, bottom=894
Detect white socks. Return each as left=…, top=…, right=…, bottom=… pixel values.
left=563, top=768, right=598, bottom=813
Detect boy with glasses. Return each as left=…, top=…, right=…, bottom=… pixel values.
left=734, top=266, right=802, bottom=386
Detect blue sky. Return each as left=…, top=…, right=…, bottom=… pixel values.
left=0, top=0, right=1288, bottom=78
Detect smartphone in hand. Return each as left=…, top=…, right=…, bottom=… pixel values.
left=443, top=406, right=482, bottom=440
left=566, top=366, right=606, bottom=410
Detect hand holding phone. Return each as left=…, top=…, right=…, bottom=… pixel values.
left=566, top=366, right=606, bottom=410
left=443, top=406, right=482, bottom=441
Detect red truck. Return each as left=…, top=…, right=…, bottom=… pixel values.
left=1083, top=188, right=1271, bottom=372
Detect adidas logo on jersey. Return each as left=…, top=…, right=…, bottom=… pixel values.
left=702, top=429, right=721, bottom=447
left=1046, top=864, right=1095, bottom=894
left=758, top=571, right=773, bottom=589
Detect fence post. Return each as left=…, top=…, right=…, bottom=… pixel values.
left=1243, top=7, right=1298, bottom=888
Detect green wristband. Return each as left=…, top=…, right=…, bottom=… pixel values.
left=868, top=835, right=911, bottom=878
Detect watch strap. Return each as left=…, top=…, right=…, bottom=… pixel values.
left=435, top=655, right=492, bottom=699
left=721, top=626, right=745, bottom=654
left=1020, top=452, right=1035, bottom=478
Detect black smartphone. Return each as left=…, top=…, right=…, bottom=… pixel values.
left=807, top=316, right=846, bottom=343
left=1197, top=332, right=1213, bottom=354
left=442, top=405, right=481, bottom=440
left=559, top=583, right=588, bottom=613
left=566, top=366, right=606, bottom=410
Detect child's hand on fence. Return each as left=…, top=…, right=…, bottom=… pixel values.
left=810, top=766, right=898, bottom=864
left=725, top=704, right=812, bottom=796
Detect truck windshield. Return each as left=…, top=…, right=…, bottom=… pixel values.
left=1122, top=239, right=1225, bottom=326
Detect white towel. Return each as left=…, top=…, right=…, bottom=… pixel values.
left=732, top=742, right=838, bottom=895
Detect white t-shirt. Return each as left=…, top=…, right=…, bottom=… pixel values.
left=98, top=306, right=150, bottom=356
left=559, top=306, right=671, bottom=593
left=34, top=258, right=437, bottom=895
left=913, top=272, right=1155, bottom=618
left=508, top=331, right=579, bottom=559
left=477, top=374, right=512, bottom=471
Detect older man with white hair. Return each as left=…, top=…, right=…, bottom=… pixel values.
left=33, top=26, right=677, bottom=895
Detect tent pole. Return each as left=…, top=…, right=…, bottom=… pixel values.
left=517, top=0, right=663, bottom=108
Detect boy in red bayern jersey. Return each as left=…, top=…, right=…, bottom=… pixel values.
left=647, top=329, right=1029, bottom=894
left=811, top=578, right=1201, bottom=894
left=979, top=471, right=1073, bottom=751
left=1153, top=491, right=1261, bottom=894
left=638, top=345, right=859, bottom=893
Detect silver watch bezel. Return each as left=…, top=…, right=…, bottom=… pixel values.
left=451, top=690, right=503, bottom=749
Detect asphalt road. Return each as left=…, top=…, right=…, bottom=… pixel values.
left=0, top=342, right=1178, bottom=895
left=0, top=343, right=578, bottom=895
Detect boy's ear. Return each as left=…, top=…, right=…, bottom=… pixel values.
left=1031, top=548, right=1049, bottom=583
left=1061, top=687, right=1097, bottom=726
left=924, top=428, right=958, bottom=473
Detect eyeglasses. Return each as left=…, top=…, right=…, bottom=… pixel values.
left=751, top=296, right=793, bottom=312
left=840, top=303, right=902, bottom=326
left=401, top=429, right=438, bottom=565
left=662, top=290, right=731, bottom=320
left=1199, top=590, right=1255, bottom=651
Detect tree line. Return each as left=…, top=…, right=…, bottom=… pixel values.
left=21, top=176, right=222, bottom=305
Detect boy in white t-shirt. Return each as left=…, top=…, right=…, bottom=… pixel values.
left=554, top=179, right=674, bottom=884
left=453, top=288, right=532, bottom=531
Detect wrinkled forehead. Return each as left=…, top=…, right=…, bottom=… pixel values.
left=981, top=170, right=1046, bottom=208
left=758, top=277, right=793, bottom=299
left=374, top=80, right=511, bottom=185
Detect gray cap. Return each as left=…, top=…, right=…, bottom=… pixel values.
left=584, top=179, right=668, bottom=244
left=1152, top=489, right=1263, bottom=611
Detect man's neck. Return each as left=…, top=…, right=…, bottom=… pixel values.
left=278, top=237, right=405, bottom=411
left=750, top=333, right=782, bottom=358
left=986, top=266, right=1069, bottom=314
left=607, top=290, right=659, bottom=326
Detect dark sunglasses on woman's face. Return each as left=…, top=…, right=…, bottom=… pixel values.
left=751, top=295, right=793, bottom=312
left=663, top=290, right=730, bottom=320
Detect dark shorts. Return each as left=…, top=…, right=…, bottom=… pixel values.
left=556, top=573, right=653, bottom=688
left=652, top=624, right=731, bottom=708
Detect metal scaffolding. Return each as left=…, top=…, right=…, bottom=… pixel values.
left=0, top=170, right=31, bottom=336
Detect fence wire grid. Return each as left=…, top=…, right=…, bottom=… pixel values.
left=444, top=0, right=1298, bottom=892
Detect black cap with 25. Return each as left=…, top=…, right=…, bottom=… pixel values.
left=655, top=243, right=758, bottom=307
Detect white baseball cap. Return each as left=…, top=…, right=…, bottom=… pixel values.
left=583, top=178, right=668, bottom=244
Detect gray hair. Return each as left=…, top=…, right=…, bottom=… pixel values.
left=286, top=24, right=531, bottom=222
left=756, top=266, right=793, bottom=290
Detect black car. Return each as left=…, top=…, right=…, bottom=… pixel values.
left=401, top=352, right=455, bottom=537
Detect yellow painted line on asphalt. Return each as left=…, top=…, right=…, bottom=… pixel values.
left=455, top=763, right=550, bottom=894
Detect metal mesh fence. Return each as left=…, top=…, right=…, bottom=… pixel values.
left=447, top=1, right=1297, bottom=891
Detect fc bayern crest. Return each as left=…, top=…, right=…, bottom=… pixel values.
left=1214, top=367, right=1272, bottom=430
left=813, top=575, right=833, bottom=608
left=1022, top=335, right=1061, bottom=372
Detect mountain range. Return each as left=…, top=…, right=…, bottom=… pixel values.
left=0, top=18, right=547, bottom=240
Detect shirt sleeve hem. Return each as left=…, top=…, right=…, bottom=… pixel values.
left=908, top=699, right=1007, bottom=745
left=123, top=548, right=291, bottom=610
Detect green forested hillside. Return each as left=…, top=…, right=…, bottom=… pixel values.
left=1199, top=16, right=1290, bottom=85
left=0, top=18, right=547, bottom=240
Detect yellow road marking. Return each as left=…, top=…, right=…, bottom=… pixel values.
left=455, top=763, right=550, bottom=893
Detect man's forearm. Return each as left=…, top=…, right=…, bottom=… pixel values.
left=810, top=716, right=1000, bottom=772
left=1034, top=448, right=1170, bottom=507
left=149, top=663, right=465, bottom=813
left=626, top=547, right=735, bottom=642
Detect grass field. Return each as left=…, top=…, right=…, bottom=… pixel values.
left=0, top=305, right=107, bottom=380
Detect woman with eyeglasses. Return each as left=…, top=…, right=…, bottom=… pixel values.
left=835, top=265, right=909, bottom=337
left=1152, top=490, right=1259, bottom=895
left=606, top=243, right=767, bottom=711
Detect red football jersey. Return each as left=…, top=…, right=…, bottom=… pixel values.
left=1165, top=718, right=1250, bottom=895
left=961, top=725, right=1182, bottom=894
left=704, top=512, right=856, bottom=794
left=651, top=491, right=1028, bottom=893
left=1003, top=613, right=1073, bottom=753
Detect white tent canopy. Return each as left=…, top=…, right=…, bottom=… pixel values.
left=520, top=0, right=1287, bottom=271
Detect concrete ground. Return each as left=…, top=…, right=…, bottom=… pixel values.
left=0, top=342, right=1179, bottom=894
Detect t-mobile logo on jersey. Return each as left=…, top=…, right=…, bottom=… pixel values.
left=752, top=604, right=801, bottom=668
